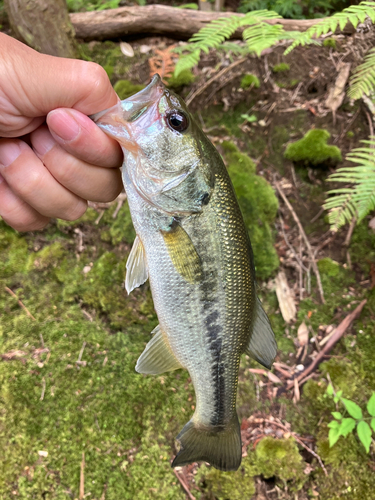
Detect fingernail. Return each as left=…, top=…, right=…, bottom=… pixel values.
left=0, top=141, right=21, bottom=167
left=32, top=128, right=57, bottom=157
left=48, top=109, right=81, bottom=142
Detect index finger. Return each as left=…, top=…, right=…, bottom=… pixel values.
left=46, top=108, right=123, bottom=169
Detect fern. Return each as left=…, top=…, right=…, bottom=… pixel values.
left=324, top=138, right=375, bottom=230
left=348, top=47, right=375, bottom=100
left=174, top=10, right=281, bottom=76
left=284, top=2, right=375, bottom=54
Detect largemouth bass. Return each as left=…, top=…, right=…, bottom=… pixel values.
left=92, top=74, right=277, bottom=471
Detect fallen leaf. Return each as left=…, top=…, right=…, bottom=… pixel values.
left=275, top=271, right=296, bottom=323
left=325, top=62, right=351, bottom=123
left=120, top=42, right=134, bottom=58
left=297, top=321, right=309, bottom=346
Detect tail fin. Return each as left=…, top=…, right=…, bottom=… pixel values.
left=172, top=414, right=241, bottom=471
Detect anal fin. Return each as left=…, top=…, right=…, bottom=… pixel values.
left=125, top=235, right=148, bottom=294
left=136, top=325, right=183, bottom=375
left=245, top=297, right=277, bottom=369
left=161, top=224, right=202, bottom=284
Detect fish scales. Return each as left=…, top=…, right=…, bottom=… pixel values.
left=92, top=74, right=277, bottom=471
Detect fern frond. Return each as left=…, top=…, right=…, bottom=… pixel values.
left=324, top=137, right=375, bottom=230
left=174, top=49, right=201, bottom=77
left=348, top=47, right=375, bottom=99
left=174, top=10, right=282, bottom=76
left=285, top=1, right=375, bottom=55
left=243, top=21, right=284, bottom=55
left=189, top=15, right=242, bottom=53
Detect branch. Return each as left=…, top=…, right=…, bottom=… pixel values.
left=70, top=5, right=355, bottom=41
left=286, top=299, right=367, bottom=390
left=275, top=181, right=325, bottom=304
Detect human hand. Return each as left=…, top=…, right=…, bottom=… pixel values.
left=0, top=33, right=123, bottom=232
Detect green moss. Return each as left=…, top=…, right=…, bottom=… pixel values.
left=114, top=79, right=145, bottom=100
left=272, top=63, right=290, bottom=73
left=79, top=40, right=135, bottom=82
left=104, top=63, right=114, bottom=79
left=317, top=257, right=340, bottom=277
left=347, top=130, right=355, bottom=138
left=253, top=437, right=306, bottom=487
left=198, top=457, right=256, bottom=499
left=222, top=142, right=279, bottom=280
left=167, top=68, right=195, bottom=89
left=108, top=203, right=136, bottom=245
left=323, top=38, right=336, bottom=48
left=240, top=73, right=260, bottom=89
left=284, top=129, right=342, bottom=167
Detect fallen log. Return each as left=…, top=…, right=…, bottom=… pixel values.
left=69, top=4, right=355, bottom=42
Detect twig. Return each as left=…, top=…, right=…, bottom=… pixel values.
left=112, top=194, right=127, bottom=219
left=40, top=377, right=46, bottom=401
left=95, top=210, right=105, bottom=225
left=206, top=69, right=245, bottom=104
left=173, top=470, right=196, bottom=500
left=40, top=334, right=45, bottom=348
left=344, top=216, right=356, bottom=247
left=365, top=110, right=374, bottom=146
left=80, top=452, right=85, bottom=500
left=78, top=342, right=86, bottom=363
left=286, top=299, right=367, bottom=391
left=186, top=57, right=247, bottom=106
left=263, top=419, right=328, bottom=476
left=279, top=217, right=308, bottom=273
left=275, top=182, right=325, bottom=304
left=310, top=207, right=325, bottom=223
left=290, top=81, right=303, bottom=104
left=4, top=286, right=36, bottom=320
left=333, top=106, right=361, bottom=144
left=76, top=341, right=87, bottom=366
left=100, top=484, right=108, bottom=500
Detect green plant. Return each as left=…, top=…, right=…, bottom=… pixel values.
left=285, top=2, right=375, bottom=54
left=348, top=47, right=375, bottom=99
left=324, top=137, right=375, bottom=230
left=326, top=384, right=375, bottom=453
left=272, top=62, right=290, bottom=72
left=174, top=10, right=286, bottom=76
left=66, top=0, right=121, bottom=12
left=284, top=129, right=342, bottom=166
left=174, top=2, right=375, bottom=76
left=240, top=73, right=260, bottom=88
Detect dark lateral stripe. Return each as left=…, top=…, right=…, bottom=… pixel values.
left=204, top=310, right=226, bottom=426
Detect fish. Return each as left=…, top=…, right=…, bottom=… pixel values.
left=92, top=74, right=277, bottom=472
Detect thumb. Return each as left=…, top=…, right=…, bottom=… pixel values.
left=1, top=33, right=118, bottom=118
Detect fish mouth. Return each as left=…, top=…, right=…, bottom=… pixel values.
left=91, top=74, right=165, bottom=150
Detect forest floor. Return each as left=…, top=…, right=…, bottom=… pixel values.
left=1, top=25, right=375, bottom=500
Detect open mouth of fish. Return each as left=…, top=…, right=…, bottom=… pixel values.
left=90, top=74, right=165, bottom=152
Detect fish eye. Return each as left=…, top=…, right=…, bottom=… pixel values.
left=166, top=111, right=189, bottom=133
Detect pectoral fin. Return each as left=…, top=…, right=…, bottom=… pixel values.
left=136, top=325, right=183, bottom=375
left=125, top=235, right=148, bottom=294
left=161, top=225, right=203, bottom=284
left=245, top=297, right=277, bottom=369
